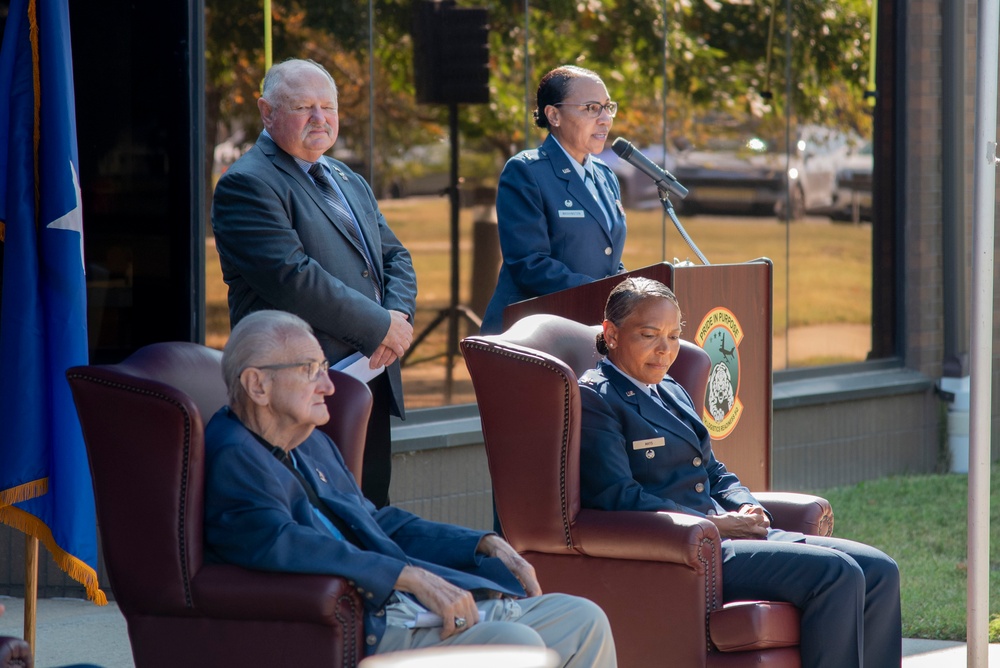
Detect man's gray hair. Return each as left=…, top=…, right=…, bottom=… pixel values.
left=222, top=310, right=317, bottom=407
left=260, top=58, right=338, bottom=102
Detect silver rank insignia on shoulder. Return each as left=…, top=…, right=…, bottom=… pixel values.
left=645, top=449, right=655, bottom=459
left=316, top=469, right=328, bottom=483
left=332, top=167, right=348, bottom=181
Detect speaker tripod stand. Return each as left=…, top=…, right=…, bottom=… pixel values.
left=401, top=103, right=482, bottom=402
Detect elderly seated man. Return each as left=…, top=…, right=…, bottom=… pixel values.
left=202, top=309, right=617, bottom=665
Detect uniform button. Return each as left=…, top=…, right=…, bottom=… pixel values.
left=366, top=592, right=374, bottom=600
left=375, top=609, right=385, bottom=617
left=366, top=634, right=378, bottom=646
left=357, top=587, right=365, bottom=594
left=362, top=270, right=370, bottom=278
left=695, top=483, right=705, bottom=493
left=347, top=580, right=355, bottom=586
left=692, top=457, right=703, bottom=467
left=604, top=247, right=612, bottom=255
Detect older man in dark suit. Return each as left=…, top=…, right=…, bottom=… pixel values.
left=211, top=58, right=416, bottom=508
left=203, top=310, right=617, bottom=664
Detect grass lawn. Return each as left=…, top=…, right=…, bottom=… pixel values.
left=814, top=463, right=1000, bottom=641
left=206, top=197, right=872, bottom=354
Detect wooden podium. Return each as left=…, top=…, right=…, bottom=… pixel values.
left=501, top=260, right=773, bottom=491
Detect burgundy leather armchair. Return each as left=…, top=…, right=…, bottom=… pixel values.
left=66, top=342, right=372, bottom=668
left=461, top=314, right=834, bottom=668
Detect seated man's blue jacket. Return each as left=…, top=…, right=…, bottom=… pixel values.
left=578, top=360, right=759, bottom=516
left=203, top=407, right=525, bottom=651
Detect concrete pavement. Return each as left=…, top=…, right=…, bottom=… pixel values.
left=1, top=595, right=998, bottom=667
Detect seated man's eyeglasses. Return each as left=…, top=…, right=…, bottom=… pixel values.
left=553, top=101, right=618, bottom=118
left=251, top=359, right=331, bottom=382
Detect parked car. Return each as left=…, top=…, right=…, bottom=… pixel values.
left=673, top=126, right=861, bottom=221
left=667, top=133, right=798, bottom=218
left=599, top=126, right=862, bottom=220
left=829, top=141, right=873, bottom=223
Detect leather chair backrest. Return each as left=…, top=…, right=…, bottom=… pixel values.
left=493, top=314, right=711, bottom=405
left=67, top=342, right=373, bottom=616
left=461, top=314, right=712, bottom=551
left=320, top=370, right=373, bottom=485
left=67, top=343, right=217, bottom=616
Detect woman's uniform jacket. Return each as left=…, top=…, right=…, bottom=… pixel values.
left=577, top=359, right=760, bottom=516
left=480, top=134, right=627, bottom=333
left=203, top=407, right=525, bottom=653
left=578, top=361, right=902, bottom=668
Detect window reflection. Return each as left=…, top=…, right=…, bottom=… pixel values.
left=205, top=0, right=879, bottom=406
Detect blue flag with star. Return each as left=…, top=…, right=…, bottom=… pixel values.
left=0, top=0, right=105, bottom=604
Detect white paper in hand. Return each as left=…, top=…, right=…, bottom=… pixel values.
left=332, top=351, right=386, bottom=384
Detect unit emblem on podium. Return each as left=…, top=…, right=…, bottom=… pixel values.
left=694, top=307, right=744, bottom=439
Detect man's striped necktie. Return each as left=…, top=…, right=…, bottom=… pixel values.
left=308, top=163, right=382, bottom=302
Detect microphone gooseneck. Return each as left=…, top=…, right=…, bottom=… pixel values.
left=611, top=137, right=709, bottom=265
left=611, top=137, right=689, bottom=200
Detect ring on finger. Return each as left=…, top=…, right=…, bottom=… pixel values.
left=454, top=616, right=467, bottom=629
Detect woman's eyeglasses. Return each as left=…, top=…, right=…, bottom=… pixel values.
left=553, top=101, right=618, bottom=118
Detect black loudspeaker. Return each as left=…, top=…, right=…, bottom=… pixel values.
left=413, top=0, right=489, bottom=105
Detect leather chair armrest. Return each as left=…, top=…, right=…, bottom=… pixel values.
left=571, top=509, right=722, bottom=567
left=709, top=600, right=800, bottom=652
left=756, top=491, right=834, bottom=537
left=193, top=564, right=362, bottom=623
left=0, top=636, right=32, bottom=668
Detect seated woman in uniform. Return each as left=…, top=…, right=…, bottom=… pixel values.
left=577, top=276, right=902, bottom=668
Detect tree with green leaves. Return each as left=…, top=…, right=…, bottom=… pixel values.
left=204, top=0, right=873, bottom=193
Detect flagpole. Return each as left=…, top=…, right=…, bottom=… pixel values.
left=24, top=536, right=37, bottom=654
left=968, top=0, right=998, bottom=665
left=264, top=0, right=272, bottom=71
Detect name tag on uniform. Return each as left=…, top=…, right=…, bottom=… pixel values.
left=632, top=437, right=665, bottom=450
left=558, top=209, right=585, bottom=218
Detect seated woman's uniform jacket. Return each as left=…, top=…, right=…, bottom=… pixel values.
left=480, top=134, right=627, bottom=333
left=577, top=359, right=760, bottom=517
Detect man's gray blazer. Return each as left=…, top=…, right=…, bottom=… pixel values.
left=211, top=133, right=417, bottom=417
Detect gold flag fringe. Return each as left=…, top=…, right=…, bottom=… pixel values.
left=0, top=479, right=48, bottom=508
left=0, top=505, right=108, bottom=605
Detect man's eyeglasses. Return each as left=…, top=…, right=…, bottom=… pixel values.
left=553, top=101, right=619, bottom=119
left=251, top=359, right=331, bottom=382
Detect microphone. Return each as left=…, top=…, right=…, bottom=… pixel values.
left=611, top=137, right=689, bottom=200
